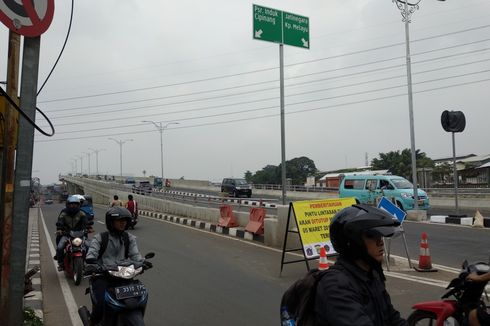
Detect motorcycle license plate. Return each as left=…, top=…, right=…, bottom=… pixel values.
left=114, top=284, right=146, bottom=300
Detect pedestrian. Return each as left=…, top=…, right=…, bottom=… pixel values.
left=314, top=204, right=407, bottom=326
left=110, top=195, right=122, bottom=207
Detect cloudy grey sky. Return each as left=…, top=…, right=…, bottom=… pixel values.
left=2, top=0, right=489, bottom=184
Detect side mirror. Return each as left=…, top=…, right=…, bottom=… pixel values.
left=145, top=252, right=155, bottom=259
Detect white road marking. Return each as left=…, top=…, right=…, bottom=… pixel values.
left=40, top=209, right=83, bottom=326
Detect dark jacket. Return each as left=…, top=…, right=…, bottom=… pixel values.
left=56, top=209, right=88, bottom=233
left=314, top=256, right=407, bottom=326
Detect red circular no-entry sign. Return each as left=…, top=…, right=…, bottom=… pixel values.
left=0, top=0, right=54, bottom=37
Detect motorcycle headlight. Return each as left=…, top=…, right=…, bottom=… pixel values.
left=72, top=238, right=83, bottom=246
left=108, top=264, right=143, bottom=279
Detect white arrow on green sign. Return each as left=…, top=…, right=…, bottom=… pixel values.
left=253, top=4, right=309, bottom=49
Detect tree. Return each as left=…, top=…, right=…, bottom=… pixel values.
left=244, top=170, right=253, bottom=183
left=250, top=165, right=280, bottom=184
left=247, top=156, right=317, bottom=185
left=279, top=156, right=317, bottom=185
left=371, top=149, right=434, bottom=181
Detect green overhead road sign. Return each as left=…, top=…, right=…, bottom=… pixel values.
left=253, top=4, right=282, bottom=44
left=283, top=11, right=309, bottom=49
left=253, top=4, right=309, bottom=49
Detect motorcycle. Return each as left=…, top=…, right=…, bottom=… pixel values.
left=129, top=214, right=138, bottom=230
left=62, top=230, right=89, bottom=286
left=78, top=253, right=155, bottom=326
left=407, top=260, right=490, bottom=326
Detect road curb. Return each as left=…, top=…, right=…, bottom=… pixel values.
left=429, top=215, right=490, bottom=228
left=24, top=207, right=43, bottom=321
left=138, top=209, right=265, bottom=242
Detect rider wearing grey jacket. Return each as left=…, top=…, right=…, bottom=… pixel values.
left=85, top=207, right=144, bottom=325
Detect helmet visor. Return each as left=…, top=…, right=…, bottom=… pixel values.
left=365, top=225, right=402, bottom=238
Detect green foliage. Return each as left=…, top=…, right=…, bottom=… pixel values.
left=23, top=307, right=43, bottom=326
left=248, top=156, right=317, bottom=185
left=244, top=170, right=253, bottom=183
left=371, top=149, right=434, bottom=181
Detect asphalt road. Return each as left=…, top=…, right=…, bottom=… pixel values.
left=39, top=203, right=488, bottom=325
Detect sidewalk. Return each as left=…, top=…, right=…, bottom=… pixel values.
left=24, top=207, right=43, bottom=320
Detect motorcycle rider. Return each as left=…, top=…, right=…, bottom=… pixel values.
left=84, top=206, right=149, bottom=326
left=110, top=194, right=123, bottom=207
left=467, top=271, right=490, bottom=326
left=125, top=194, right=138, bottom=228
left=55, top=195, right=89, bottom=271
left=314, top=204, right=407, bottom=326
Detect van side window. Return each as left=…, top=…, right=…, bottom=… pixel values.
left=344, top=180, right=354, bottom=189
left=365, top=179, right=377, bottom=190
left=380, top=180, right=391, bottom=189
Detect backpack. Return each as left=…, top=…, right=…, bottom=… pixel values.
left=97, top=231, right=130, bottom=260
left=280, top=267, right=332, bottom=326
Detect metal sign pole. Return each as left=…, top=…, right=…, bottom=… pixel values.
left=385, top=227, right=412, bottom=270
left=452, top=132, right=459, bottom=215
left=8, top=35, right=41, bottom=325
left=279, top=44, right=286, bottom=205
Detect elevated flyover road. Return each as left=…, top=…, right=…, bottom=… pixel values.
left=37, top=203, right=488, bottom=325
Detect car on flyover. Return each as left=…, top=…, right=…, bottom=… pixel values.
left=221, top=178, right=252, bottom=198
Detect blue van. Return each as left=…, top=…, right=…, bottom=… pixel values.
left=338, top=174, right=429, bottom=211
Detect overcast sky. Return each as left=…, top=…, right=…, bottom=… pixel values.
left=1, top=0, right=489, bottom=184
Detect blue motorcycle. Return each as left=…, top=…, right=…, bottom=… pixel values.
left=78, top=253, right=154, bottom=326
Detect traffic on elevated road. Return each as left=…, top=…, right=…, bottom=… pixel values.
left=33, top=200, right=490, bottom=325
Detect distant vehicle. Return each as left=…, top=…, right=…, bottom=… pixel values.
left=124, top=177, right=136, bottom=185
left=132, top=181, right=152, bottom=195
left=44, top=198, right=54, bottom=205
left=153, top=177, right=163, bottom=189
left=338, top=174, right=429, bottom=211
left=221, top=178, right=252, bottom=198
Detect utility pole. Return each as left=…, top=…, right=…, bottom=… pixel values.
left=0, top=31, right=20, bottom=325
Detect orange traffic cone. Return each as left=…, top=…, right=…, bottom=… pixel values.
left=318, top=247, right=329, bottom=270
left=414, top=232, right=437, bottom=272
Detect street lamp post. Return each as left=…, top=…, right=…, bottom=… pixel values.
left=392, top=0, right=446, bottom=210
left=83, top=152, right=91, bottom=176
left=89, top=148, right=106, bottom=176
left=76, top=155, right=84, bottom=175
left=142, top=121, right=179, bottom=180
left=108, top=138, right=133, bottom=177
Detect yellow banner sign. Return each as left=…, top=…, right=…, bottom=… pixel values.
left=292, top=197, right=355, bottom=258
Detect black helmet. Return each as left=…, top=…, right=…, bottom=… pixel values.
left=105, top=206, right=132, bottom=232
left=330, top=204, right=401, bottom=258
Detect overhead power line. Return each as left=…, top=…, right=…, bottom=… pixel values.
left=45, top=51, right=490, bottom=124
left=37, top=71, right=490, bottom=140
left=39, top=24, right=490, bottom=104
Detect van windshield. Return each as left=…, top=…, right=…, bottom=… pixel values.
left=391, top=178, right=413, bottom=189
left=234, top=179, right=248, bottom=185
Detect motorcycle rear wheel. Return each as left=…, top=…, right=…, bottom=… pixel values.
left=407, top=309, right=460, bottom=326
left=73, top=257, right=83, bottom=285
